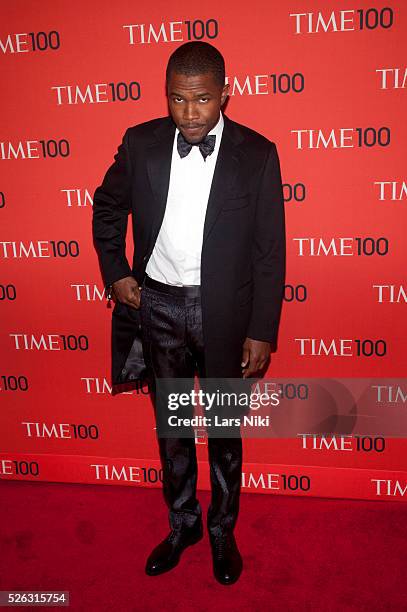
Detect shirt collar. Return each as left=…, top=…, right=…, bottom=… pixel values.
left=208, top=110, right=224, bottom=140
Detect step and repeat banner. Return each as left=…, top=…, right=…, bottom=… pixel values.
left=1, top=1, right=406, bottom=501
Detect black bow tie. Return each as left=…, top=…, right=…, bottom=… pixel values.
left=177, top=131, right=216, bottom=161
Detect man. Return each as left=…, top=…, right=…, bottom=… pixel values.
left=92, top=41, right=286, bottom=585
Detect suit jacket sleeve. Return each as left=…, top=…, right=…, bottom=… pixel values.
left=92, top=129, right=133, bottom=288
left=246, top=142, right=286, bottom=346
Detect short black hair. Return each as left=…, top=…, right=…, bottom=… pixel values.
left=166, top=41, right=225, bottom=88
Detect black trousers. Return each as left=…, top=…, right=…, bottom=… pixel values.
left=139, top=274, right=243, bottom=537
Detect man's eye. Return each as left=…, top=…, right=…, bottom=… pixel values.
left=200, top=98, right=209, bottom=102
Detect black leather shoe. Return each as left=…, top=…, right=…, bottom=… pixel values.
left=145, top=521, right=203, bottom=576
left=209, top=531, right=243, bottom=585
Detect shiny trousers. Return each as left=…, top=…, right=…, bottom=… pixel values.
left=139, top=276, right=243, bottom=536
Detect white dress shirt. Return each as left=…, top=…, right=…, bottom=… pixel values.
left=145, top=110, right=224, bottom=286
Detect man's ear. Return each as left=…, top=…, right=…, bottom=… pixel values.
left=221, top=82, right=230, bottom=105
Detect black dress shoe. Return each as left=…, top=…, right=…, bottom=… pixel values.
left=145, top=521, right=203, bottom=576
left=209, top=531, right=243, bottom=585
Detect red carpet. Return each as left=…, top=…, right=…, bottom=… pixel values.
left=1, top=481, right=406, bottom=611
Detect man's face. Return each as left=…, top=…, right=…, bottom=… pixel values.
left=167, top=70, right=229, bottom=144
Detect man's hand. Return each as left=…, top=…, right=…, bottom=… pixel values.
left=112, top=276, right=141, bottom=309
left=241, top=337, right=271, bottom=378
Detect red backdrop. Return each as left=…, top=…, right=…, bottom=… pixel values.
left=1, top=0, right=406, bottom=501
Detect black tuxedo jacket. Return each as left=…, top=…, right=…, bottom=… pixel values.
left=92, top=113, right=286, bottom=389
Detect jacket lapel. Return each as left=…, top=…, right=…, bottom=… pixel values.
left=145, top=117, right=175, bottom=247
left=203, top=118, right=241, bottom=241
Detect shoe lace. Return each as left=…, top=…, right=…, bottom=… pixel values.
left=214, top=534, right=229, bottom=558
